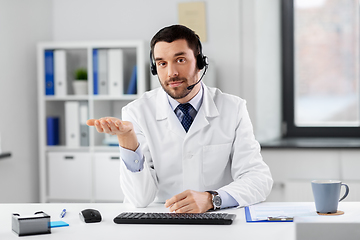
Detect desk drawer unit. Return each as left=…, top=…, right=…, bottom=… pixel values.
left=47, top=152, right=91, bottom=200
left=94, top=152, right=124, bottom=202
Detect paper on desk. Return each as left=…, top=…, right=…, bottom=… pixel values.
left=249, top=203, right=317, bottom=220
left=50, top=221, right=69, bottom=228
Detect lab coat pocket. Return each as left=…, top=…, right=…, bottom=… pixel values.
left=202, top=142, right=232, bottom=186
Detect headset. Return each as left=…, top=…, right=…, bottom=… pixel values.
left=150, top=37, right=208, bottom=77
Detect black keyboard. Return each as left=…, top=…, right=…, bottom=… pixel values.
left=113, top=212, right=236, bottom=225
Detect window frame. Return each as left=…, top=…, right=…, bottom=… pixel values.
left=282, top=0, right=360, bottom=138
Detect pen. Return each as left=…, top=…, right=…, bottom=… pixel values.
left=267, top=216, right=293, bottom=221
left=60, top=209, right=66, bottom=218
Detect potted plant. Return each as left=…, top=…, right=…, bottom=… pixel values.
left=73, top=68, right=88, bottom=95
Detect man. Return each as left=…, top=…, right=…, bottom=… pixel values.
left=87, top=25, right=273, bottom=213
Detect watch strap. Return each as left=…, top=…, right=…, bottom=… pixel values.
left=206, top=190, right=218, bottom=196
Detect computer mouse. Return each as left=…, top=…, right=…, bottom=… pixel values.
left=79, top=209, right=102, bottom=223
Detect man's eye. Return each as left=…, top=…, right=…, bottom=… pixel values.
left=158, top=62, right=166, bottom=67
left=177, top=58, right=186, bottom=63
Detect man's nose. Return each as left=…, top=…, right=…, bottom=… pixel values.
left=168, top=64, right=179, bottom=78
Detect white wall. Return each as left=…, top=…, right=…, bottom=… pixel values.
left=0, top=0, right=52, bottom=202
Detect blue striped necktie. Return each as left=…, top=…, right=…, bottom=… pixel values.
left=177, top=103, right=194, bottom=132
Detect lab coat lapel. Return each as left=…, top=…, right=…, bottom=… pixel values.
left=155, top=88, right=186, bottom=139
left=187, top=84, right=219, bottom=135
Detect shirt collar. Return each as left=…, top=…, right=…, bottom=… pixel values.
left=167, top=83, right=204, bottom=112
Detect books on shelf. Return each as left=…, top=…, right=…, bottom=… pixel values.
left=46, top=117, right=59, bottom=145
left=65, top=101, right=80, bottom=147
left=92, top=49, right=98, bottom=95
left=126, top=65, right=137, bottom=94
left=98, top=49, right=108, bottom=95
left=92, top=48, right=138, bottom=96
left=44, top=50, right=54, bottom=95
left=103, top=135, right=119, bottom=146
left=79, top=102, right=89, bottom=147
left=54, top=50, right=67, bottom=96
left=93, top=48, right=124, bottom=96
left=108, top=49, right=124, bottom=96
left=44, top=49, right=68, bottom=96
left=65, top=101, right=89, bottom=147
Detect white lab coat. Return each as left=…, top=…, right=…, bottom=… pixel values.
left=120, top=83, right=273, bottom=207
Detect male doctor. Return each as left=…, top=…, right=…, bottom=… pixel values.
left=87, top=25, right=273, bottom=213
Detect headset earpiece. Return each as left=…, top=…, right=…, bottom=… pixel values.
left=196, top=53, right=208, bottom=70
left=150, top=51, right=157, bottom=75
left=195, top=37, right=208, bottom=70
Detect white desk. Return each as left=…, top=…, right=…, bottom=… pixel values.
left=0, top=202, right=359, bottom=240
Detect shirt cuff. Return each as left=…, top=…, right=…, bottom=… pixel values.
left=119, top=144, right=144, bottom=172
left=218, top=190, right=239, bottom=209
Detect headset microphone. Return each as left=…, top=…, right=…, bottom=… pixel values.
left=187, top=63, right=208, bottom=90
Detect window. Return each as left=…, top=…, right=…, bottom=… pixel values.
left=282, top=0, right=360, bottom=137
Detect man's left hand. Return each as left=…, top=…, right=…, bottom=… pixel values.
left=164, top=190, right=213, bottom=213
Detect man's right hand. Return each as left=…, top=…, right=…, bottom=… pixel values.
left=86, top=117, right=133, bottom=136
left=87, top=117, right=139, bottom=151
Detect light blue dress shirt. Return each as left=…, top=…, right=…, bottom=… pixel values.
left=119, top=83, right=239, bottom=209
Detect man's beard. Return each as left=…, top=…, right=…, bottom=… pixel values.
left=159, top=69, right=199, bottom=100
left=159, top=76, right=192, bottom=100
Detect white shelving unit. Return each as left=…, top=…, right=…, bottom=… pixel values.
left=37, top=41, right=149, bottom=203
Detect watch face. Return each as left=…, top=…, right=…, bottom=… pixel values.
left=214, top=195, right=222, bottom=207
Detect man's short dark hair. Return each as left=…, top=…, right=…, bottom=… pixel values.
left=150, top=25, right=201, bottom=59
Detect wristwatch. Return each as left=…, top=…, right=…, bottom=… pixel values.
left=206, top=191, right=222, bottom=210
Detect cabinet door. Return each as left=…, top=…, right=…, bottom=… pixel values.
left=48, top=152, right=91, bottom=200
left=94, top=153, right=124, bottom=202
